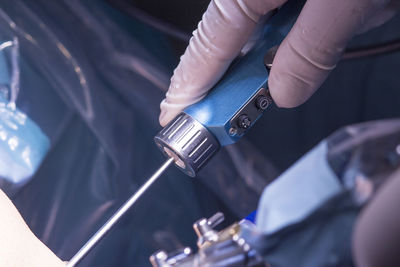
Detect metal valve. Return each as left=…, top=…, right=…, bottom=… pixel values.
left=193, top=212, right=225, bottom=248
left=149, top=212, right=269, bottom=267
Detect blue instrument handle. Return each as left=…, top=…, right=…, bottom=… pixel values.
left=184, top=1, right=303, bottom=146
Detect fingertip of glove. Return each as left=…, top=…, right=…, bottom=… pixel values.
left=159, top=110, right=167, bottom=127
left=159, top=105, right=180, bottom=127
left=268, top=72, right=311, bottom=108
left=159, top=100, right=170, bottom=127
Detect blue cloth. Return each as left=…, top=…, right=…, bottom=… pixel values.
left=256, top=141, right=342, bottom=234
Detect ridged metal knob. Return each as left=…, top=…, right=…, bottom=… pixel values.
left=154, top=113, right=220, bottom=177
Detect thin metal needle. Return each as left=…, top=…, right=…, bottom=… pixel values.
left=67, top=157, right=175, bottom=267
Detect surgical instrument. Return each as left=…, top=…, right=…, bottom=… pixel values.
left=67, top=1, right=302, bottom=265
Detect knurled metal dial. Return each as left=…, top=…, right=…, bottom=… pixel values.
left=154, top=113, right=220, bottom=177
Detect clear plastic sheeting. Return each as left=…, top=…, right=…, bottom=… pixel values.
left=0, top=0, right=277, bottom=266
left=250, top=119, right=400, bottom=267
left=326, top=119, right=400, bottom=204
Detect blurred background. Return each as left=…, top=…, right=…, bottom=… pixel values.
left=0, top=0, right=398, bottom=266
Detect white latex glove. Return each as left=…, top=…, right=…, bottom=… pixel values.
left=0, top=189, right=65, bottom=267
left=159, top=0, right=399, bottom=126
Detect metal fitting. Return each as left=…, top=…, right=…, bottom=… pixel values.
left=238, top=114, right=251, bottom=129
left=193, top=212, right=225, bottom=248
left=255, top=95, right=272, bottom=110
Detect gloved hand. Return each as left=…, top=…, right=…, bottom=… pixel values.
left=159, top=0, right=399, bottom=126
left=0, top=189, right=65, bottom=267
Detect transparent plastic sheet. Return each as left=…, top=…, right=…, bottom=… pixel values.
left=0, top=0, right=278, bottom=266
left=247, top=119, right=400, bottom=267
left=326, top=119, right=400, bottom=204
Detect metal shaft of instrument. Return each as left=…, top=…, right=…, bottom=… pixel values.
left=67, top=157, right=175, bottom=267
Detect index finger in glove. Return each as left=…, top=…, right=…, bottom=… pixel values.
left=159, top=0, right=287, bottom=126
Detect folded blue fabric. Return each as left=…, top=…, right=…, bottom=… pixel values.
left=256, top=141, right=342, bottom=233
